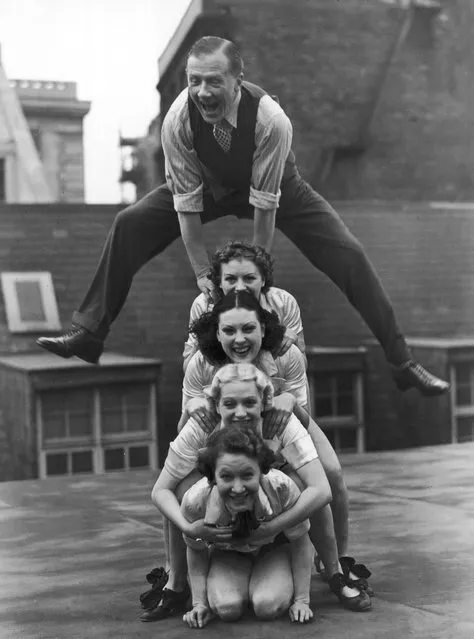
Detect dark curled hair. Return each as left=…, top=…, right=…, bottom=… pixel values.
left=197, top=424, right=275, bottom=483
left=187, top=36, right=244, bottom=77
left=209, top=240, right=274, bottom=293
left=190, top=290, right=285, bottom=366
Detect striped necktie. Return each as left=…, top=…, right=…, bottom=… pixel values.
left=213, top=120, right=233, bottom=153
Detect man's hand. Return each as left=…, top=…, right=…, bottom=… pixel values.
left=196, top=274, right=217, bottom=304
left=186, top=397, right=219, bottom=434
left=183, top=605, right=214, bottom=629
left=185, top=519, right=234, bottom=544
left=272, top=328, right=298, bottom=358
left=289, top=601, right=313, bottom=624
left=262, top=393, right=296, bottom=439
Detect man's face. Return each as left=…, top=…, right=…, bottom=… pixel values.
left=187, top=50, right=242, bottom=124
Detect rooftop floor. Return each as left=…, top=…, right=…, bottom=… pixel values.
left=1, top=442, right=473, bottom=639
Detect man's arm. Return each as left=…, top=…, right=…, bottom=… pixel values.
left=253, top=207, right=276, bottom=251
left=161, top=93, right=216, bottom=298
left=250, top=95, right=293, bottom=251
left=177, top=212, right=215, bottom=300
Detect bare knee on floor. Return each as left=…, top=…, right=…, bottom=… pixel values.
left=211, top=595, right=247, bottom=622
left=252, top=592, right=290, bottom=621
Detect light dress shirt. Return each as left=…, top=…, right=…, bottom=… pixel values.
left=161, top=88, right=293, bottom=213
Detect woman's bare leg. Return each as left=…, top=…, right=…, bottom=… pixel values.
left=207, top=549, right=253, bottom=621
left=249, top=545, right=293, bottom=620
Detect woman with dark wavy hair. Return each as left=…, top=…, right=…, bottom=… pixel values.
left=182, top=289, right=307, bottom=436
left=183, top=240, right=306, bottom=370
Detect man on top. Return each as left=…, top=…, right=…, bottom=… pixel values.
left=37, top=36, right=449, bottom=396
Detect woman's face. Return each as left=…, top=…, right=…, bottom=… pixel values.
left=217, top=380, right=263, bottom=428
left=214, top=452, right=261, bottom=512
left=219, top=258, right=265, bottom=298
left=217, top=308, right=264, bottom=362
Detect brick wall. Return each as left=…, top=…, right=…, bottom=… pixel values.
left=0, top=200, right=473, bottom=457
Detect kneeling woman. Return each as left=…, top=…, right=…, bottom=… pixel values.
left=182, top=425, right=314, bottom=628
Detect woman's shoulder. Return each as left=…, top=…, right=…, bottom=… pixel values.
left=181, top=477, right=211, bottom=516
left=265, top=286, right=299, bottom=305
left=261, top=468, right=298, bottom=501
left=190, top=293, right=211, bottom=316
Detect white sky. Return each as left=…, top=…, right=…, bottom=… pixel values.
left=0, top=0, right=191, bottom=202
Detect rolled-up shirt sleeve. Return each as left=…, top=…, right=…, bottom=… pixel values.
left=279, top=414, right=318, bottom=470
left=161, top=90, right=204, bottom=213
left=250, top=95, right=293, bottom=210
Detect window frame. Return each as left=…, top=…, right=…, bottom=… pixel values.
left=309, top=369, right=365, bottom=454
left=36, top=381, right=158, bottom=479
left=450, top=361, right=474, bottom=443
left=1, top=271, right=61, bottom=333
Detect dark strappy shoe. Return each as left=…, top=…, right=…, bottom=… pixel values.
left=139, top=566, right=169, bottom=610
left=339, top=556, right=374, bottom=597
left=328, top=573, right=372, bottom=612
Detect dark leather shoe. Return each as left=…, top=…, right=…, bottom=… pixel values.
left=393, top=360, right=450, bottom=397
left=140, top=585, right=191, bottom=622
left=36, top=326, right=103, bottom=364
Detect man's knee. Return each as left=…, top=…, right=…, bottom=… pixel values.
left=211, top=595, right=247, bottom=622
left=252, top=592, right=289, bottom=620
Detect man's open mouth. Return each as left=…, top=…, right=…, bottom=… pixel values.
left=200, top=101, right=219, bottom=114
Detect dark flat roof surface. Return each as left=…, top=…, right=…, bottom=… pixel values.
left=1, top=443, right=473, bottom=639
left=0, top=351, right=162, bottom=372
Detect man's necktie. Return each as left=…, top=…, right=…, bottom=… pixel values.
left=213, top=121, right=233, bottom=153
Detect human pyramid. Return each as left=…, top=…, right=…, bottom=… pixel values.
left=36, top=36, right=450, bottom=627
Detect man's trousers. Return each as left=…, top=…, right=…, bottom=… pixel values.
left=72, top=177, right=410, bottom=365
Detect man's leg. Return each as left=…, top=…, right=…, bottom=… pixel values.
left=275, top=179, right=449, bottom=395
left=37, top=186, right=226, bottom=363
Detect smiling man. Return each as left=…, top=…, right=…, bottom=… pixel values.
left=37, top=35, right=449, bottom=396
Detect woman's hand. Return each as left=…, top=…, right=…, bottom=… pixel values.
left=289, top=601, right=313, bottom=623
left=183, top=604, right=214, bottom=629
left=185, top=519, right=234, bottom=544
left=272, top=328, right=298, bottom=358
left=240, top=520, right=275, bottom=545
left=262, top=392, right=296, bottom=439
left=186, top=397, right=219, bottom=434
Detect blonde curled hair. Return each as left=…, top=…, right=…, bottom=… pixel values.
left=205, top=363, right=274, bottom=412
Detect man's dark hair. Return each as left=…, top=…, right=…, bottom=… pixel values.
left=186, top=36, right=244, bottom=76
left=190, top=290, right=285, bottom=366
left=210, top=240, right=274, bottom=293
left=197, top=424, right=275, bottom=482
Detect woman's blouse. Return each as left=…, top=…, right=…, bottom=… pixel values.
left=183, top=347, right=307, bottom=409
left=181, top=468, right=310, bottom=554
left=164, top=415, right=318, bottom=482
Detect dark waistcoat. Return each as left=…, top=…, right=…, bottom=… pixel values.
left=188, top=81, right=298, bottom=200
